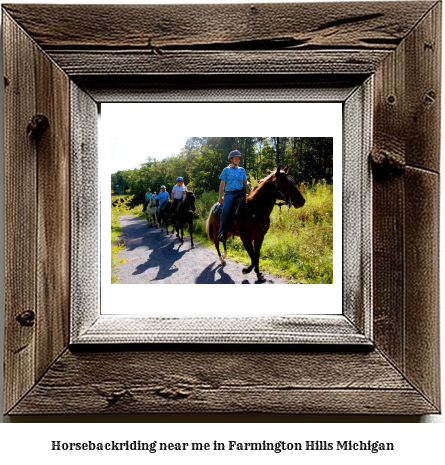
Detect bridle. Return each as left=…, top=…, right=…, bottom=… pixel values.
left=274, top=181, right=293, bottom=209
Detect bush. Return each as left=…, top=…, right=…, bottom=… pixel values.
left=111, top=192, right=134, bottom=283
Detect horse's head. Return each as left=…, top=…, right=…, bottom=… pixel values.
left=185, top=190, right=196, bottom=212
left=273, top=165, right=305, bottom=208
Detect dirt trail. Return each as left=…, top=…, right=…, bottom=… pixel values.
left=115, top=215, right=286, bottom=284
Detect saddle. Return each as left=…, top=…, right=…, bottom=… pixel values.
left=233, top=192, right=247, bottom=216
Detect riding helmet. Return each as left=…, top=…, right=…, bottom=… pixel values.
left=228, top=150, right=241, bottom=163
left=176, top=177, right=184, bottom=182
left=161, top=185, right=166, bottom=189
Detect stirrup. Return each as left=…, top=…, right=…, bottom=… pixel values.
left=217, top=232, right=227, bottom=242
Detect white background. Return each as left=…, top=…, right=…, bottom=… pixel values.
left=0, top=0, right=444, bottom=461
left=101, top=102, right=343, bottom=315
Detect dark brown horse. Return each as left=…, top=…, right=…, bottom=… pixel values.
left=206, top=165, right=305, bottom=282
left=157, top=200, right=173, bottom=234
left=172, top=190, right=198, bottom=248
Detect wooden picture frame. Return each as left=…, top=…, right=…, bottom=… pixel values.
left=2, top=2, right=440, bottom=415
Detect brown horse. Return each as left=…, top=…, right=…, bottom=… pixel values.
left=172, top=190, right=198, bottom=248
left=158, top=200, right=173, bottom=234
left=206, top=165, right=305, bottom=282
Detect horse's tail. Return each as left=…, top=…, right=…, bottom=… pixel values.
left=206, top=211, right=215, bottom=244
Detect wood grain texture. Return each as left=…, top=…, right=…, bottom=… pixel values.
left=3, top=12, right=37, bottom=414
left=76, top=75, right=365, bottom=103
left=404, top=2, right=441, bottom=172
left=2, top=2, right=435, bottom=50
left=8, top=349, right=437, bottom=415
left=2, top=2, right=441, bottom=416
left=35, top=45, right=71, bottom=380
left=70, top=83, right=100, bottom=338
left=47, top=50, right=390, bottom=76
left=372, top=3, right=441, bottom=411
left=404, top=168, right=440, bottom=408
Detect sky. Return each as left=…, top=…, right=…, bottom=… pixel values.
left=109, top=135, right=188, bottom=173
left=102, top=103, right=190, bottom=173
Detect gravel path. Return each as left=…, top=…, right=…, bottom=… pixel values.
left=115, top=215, right=286, bottom=284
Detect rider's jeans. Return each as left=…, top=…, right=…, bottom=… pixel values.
left=219, top=190, right=242, bottom=234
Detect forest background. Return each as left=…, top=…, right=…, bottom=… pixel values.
left=111, top=137, right=332, bottom=202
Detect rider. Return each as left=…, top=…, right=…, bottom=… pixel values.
left=156, top=185, right=169, bottom=211
left=168, top=177, right=187, bottom=221
left=218, top=150, right=251, bottom=242
left=142, top=188, right=152, bottom=212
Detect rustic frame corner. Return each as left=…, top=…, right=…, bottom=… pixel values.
left=3, top=2, right=441, bottom=416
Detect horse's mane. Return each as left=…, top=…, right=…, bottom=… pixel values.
left=248, top=171, right=276, bottom=202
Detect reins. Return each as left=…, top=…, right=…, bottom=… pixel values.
left=180, top=195, right=195, bottom=215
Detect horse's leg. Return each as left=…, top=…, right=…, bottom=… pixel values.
left=180, top=223, right=184, bottom=244
left=221, top=237, right=228, bottom=260
left=175, top=220, right=180, bottom=240
left=240, top=237, right=256, bottom=275
left=215, top=239, right=225, bottom=265
left=189, top=220, right=195, bottom=248
left=253, top=237, right=266, bottom=282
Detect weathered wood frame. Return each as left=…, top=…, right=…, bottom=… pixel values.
left=2, top=2, right=441, bottom=415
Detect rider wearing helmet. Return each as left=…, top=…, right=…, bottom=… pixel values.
left=169, top=177, right=187, bottom=220
left=156, top=185, right=169, bottom=211
left=142, top=188, right=152, bottom=212
left=218, top=150, right=251, bottom=242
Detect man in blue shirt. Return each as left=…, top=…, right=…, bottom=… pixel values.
left=218, top=150, right=251, bottom=242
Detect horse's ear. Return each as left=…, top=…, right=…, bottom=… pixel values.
left=276, top=164, right=282, bottom=174
left=284, top=165, right=289, bottom=174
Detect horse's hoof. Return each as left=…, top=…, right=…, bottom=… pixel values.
left=221, top=251, right=227, bottom=259
left=257, top=273, right=266, bottom=282
left=220, top=258, right=226, bottom=265
left=242, top=268, right=249, bottom=274
left=191, top=244, right=195, bottom=248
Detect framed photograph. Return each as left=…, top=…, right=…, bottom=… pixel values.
left=3, top=2, right=440, bottom=415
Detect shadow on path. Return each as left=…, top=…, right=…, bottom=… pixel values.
left=116, top=215, right=286, bottom=284
left=195, top=263, right=236, bottom=284
left=133, top=241, right=191, bottom=281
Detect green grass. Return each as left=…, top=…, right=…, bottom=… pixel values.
left=111, top=194, right=133, bottom=283
left=122, top=182, right=334, bottom=284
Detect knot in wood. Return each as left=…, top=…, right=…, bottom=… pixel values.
left=425, top=90, right=436, bottom=105
left=27, top=115, right=49, bottom=140
left=154, top=386, right=191, bottom=400
left=16, top=310, right=35, bottom=327
left=370, top=149, right=405, bottom=178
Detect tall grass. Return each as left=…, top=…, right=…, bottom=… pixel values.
left=111, top=193, right=133, bottom=283
left=192, top=181, right=333, bottom=283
